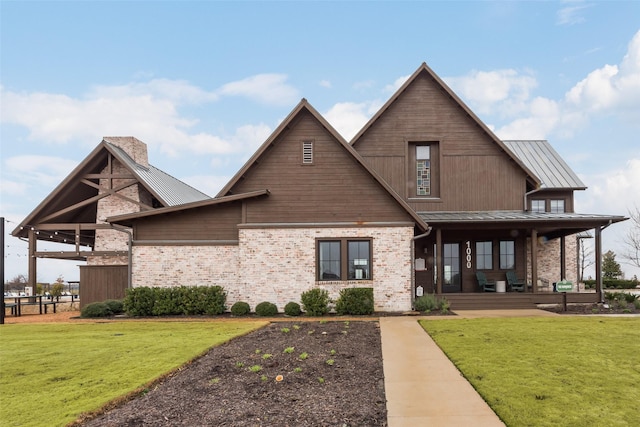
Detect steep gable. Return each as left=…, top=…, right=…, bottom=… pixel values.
left=351, top=63, right=541, bottom=212
left=218, top=99, right=428, bottom=230
left=12, top=137, right=209, bottom=240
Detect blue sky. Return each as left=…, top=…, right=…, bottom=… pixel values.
left=1, top=1, right=639, bottom=283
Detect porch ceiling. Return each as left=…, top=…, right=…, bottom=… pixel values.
left=417, top=210, right=627, bottom=239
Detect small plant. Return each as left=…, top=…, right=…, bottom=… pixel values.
left=262, top=353, right=272, bottom=360
left=261, top=375, right=268, bottom=382
left=284, top=301, right=302, bottom=316
left=248, top=365, right=262, bottom=373
left=284, top=347, right=295, bottom=354
left=209, top=377, right=220, bottom=385
left=344, top=321, right=350, bottom=327
left=335, top=287, right=374, bottom=315
left=255, top=301, right=278, bottom=316
left=317, top=377, right=325, bottom=384
left=319, top=320, right=327, bottom=324
left=230, top=301, right=251, bottom=316
left=281, top=327, right=290, bottom=333
left=301, top=288, right=330, bottom=316
left=294, top=367, right=302, bottom=373
left=235, top=362, right=244, bottom=368
left=439, top=297, right=451, bottom=314
left=299, top=352, right=309, bottom=360
left=634, top=299, right=640, bottom=309
left=293, top=324, right=301, bottom=330
left=255, top=349, right=262, bottom=354
left=414, top=294, right=439, bottom=312
left=330, top=349, right=336, bottom=356
left=623, top=292, right=638, bottom=303
left=326, top=359, right=335, bottom=366
left=308, top=330, right=314, bottom=335
left=81, top=302, right=114, bottom=318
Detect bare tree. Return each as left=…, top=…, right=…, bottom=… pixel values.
left=578, top=238, right=594, bottom=282
left=621, top=206, right=640, bottom=268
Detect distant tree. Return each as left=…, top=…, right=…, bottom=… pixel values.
left=50, top=276, right=65, bottom=299
left=5, top=274, right=28, bottom=292
left=621, top=206, right=640, bottom=268
left=602, top=250, right=623, bottom=280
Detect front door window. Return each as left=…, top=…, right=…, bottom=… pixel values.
left=443, top=243, right=461, bottom=293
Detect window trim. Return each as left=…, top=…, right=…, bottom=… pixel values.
left=531, top=199, right=546, bottom=213
left=475, top=241, right=493, bottom=270
left=316, top=238, right=372, bottom=281
left=499, top=240, right=515, bottom=270
left=550, top=199, right=565, bottom=213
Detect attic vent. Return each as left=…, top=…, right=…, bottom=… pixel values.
left=302, top=141, right=314, bottom=164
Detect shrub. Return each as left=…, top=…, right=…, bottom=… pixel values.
left=123, top=286, right=226, bottom=317
left=255, top=301, right=278, bottom=316
left=103, top=299, right=124, bottom=314
left=81, top=302, right=112, bottom=318
left=335, top=288, right=374, bottom=315
left=301, top=288, right=330, bottom=316
left=414, top=294, right=439, bottom=312
left=230, top=301, right=251, bottom=316
left=284, top=301, right=302, bottom=316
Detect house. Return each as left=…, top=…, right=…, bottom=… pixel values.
left=13, top=63, right=626, bottom=311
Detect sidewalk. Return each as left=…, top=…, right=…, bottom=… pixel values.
left=380, top=316, right=506, bottom=427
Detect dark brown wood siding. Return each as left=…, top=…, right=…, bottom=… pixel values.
left=133, top=202, right=243, bottom=241
left=79, top=265, right=128, bottom=308
left=229, top=111, right=415, bottom=224
left=353, top=71, right=527, bottom=212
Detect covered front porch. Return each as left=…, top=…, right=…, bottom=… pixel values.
left=413, top=211, right=626, bottom=309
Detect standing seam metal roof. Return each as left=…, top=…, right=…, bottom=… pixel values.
left=502, top=140, right=586, bottom=190
left=106, top=142, right=210, bottom=206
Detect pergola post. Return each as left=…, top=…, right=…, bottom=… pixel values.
left=28, top=229, right=37, bottom=293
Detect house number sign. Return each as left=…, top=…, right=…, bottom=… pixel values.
left=465, top=241, right=472, bottom=269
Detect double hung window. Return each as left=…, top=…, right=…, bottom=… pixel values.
left=499, top=240, right=515, bottom=270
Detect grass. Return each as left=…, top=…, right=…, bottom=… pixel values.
left=420, top=317, right=640, bottom=427
left=0, top=320, right=266, bottom=427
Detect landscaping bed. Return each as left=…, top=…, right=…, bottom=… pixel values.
left=81, top=320, right=387, bottom=426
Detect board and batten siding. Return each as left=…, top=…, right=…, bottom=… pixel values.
left=353, top=71, right=528, bottom=212
left=133, top=202, right=243, bottom=242
left=229, top=110, right=416, bottom=225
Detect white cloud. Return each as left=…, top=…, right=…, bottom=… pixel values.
left=556, top=2, right=592, bottom=26
left=324, top=101, right=382, bottom=141
left=218, top=74, right=299, bottom=105
left=319, top=80, right=332, bottom=89
left=4, top=155, right=78, bottom=188
left=383, top=75, right=410, bottom=94
left=445, top=69, right=537, bottom=116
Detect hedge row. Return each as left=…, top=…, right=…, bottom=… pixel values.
left=123, top=286, right=226, bottom=316
left=583, top=279, right=639, bottom=290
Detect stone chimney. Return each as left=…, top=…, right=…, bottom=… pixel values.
left=102, top=136, right=149, bottom=167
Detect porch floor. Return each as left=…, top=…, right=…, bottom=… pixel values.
left=442, top=292, right=599, bottom=310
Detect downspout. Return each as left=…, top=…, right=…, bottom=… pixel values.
left=412, top=227, right=432, bottom=309
left=110, top=225, right=133, bottom=289
left=524, top=184, right=544, bottom=211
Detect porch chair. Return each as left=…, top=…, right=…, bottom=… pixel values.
left=506, top=271, right=526, bottom=292
left=476, top=272, right=496, bottom=292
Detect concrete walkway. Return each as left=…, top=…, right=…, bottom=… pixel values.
left=380, top=309, right=560, bottom=426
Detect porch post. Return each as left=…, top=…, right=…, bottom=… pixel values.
left=436, top=228, right=443, bottom=294
left=595, top=226, right=603, bottom=303
left=531, top=229, right=538, bottom=293
left=560, top=236, right=566, bottom=280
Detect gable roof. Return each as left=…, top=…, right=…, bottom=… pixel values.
left=350, top=62, right=542, bottom=189
left=12, top=138, right=210, bottom=238
left=502, top=140, right=586, bottom=190
left=217, top=99, right=430, bottom=232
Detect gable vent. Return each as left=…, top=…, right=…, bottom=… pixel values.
left=302, top=141, right=314, bottom=164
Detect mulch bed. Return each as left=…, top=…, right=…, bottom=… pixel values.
left=81, top=320, right=387, bottom=427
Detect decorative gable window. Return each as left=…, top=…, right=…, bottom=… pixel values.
left=302, top=141, right=314, bottom=165
left=416, top=145, right=431, bottom=196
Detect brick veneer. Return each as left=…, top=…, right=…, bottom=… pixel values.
left=527, top=235, right=579, bottom=288
left=130, top=225, right=415, bottom=312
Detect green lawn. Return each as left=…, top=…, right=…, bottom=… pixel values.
left=420, top=317, right=640, bottom=427
left=0, top=320, right=266, bottom=426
